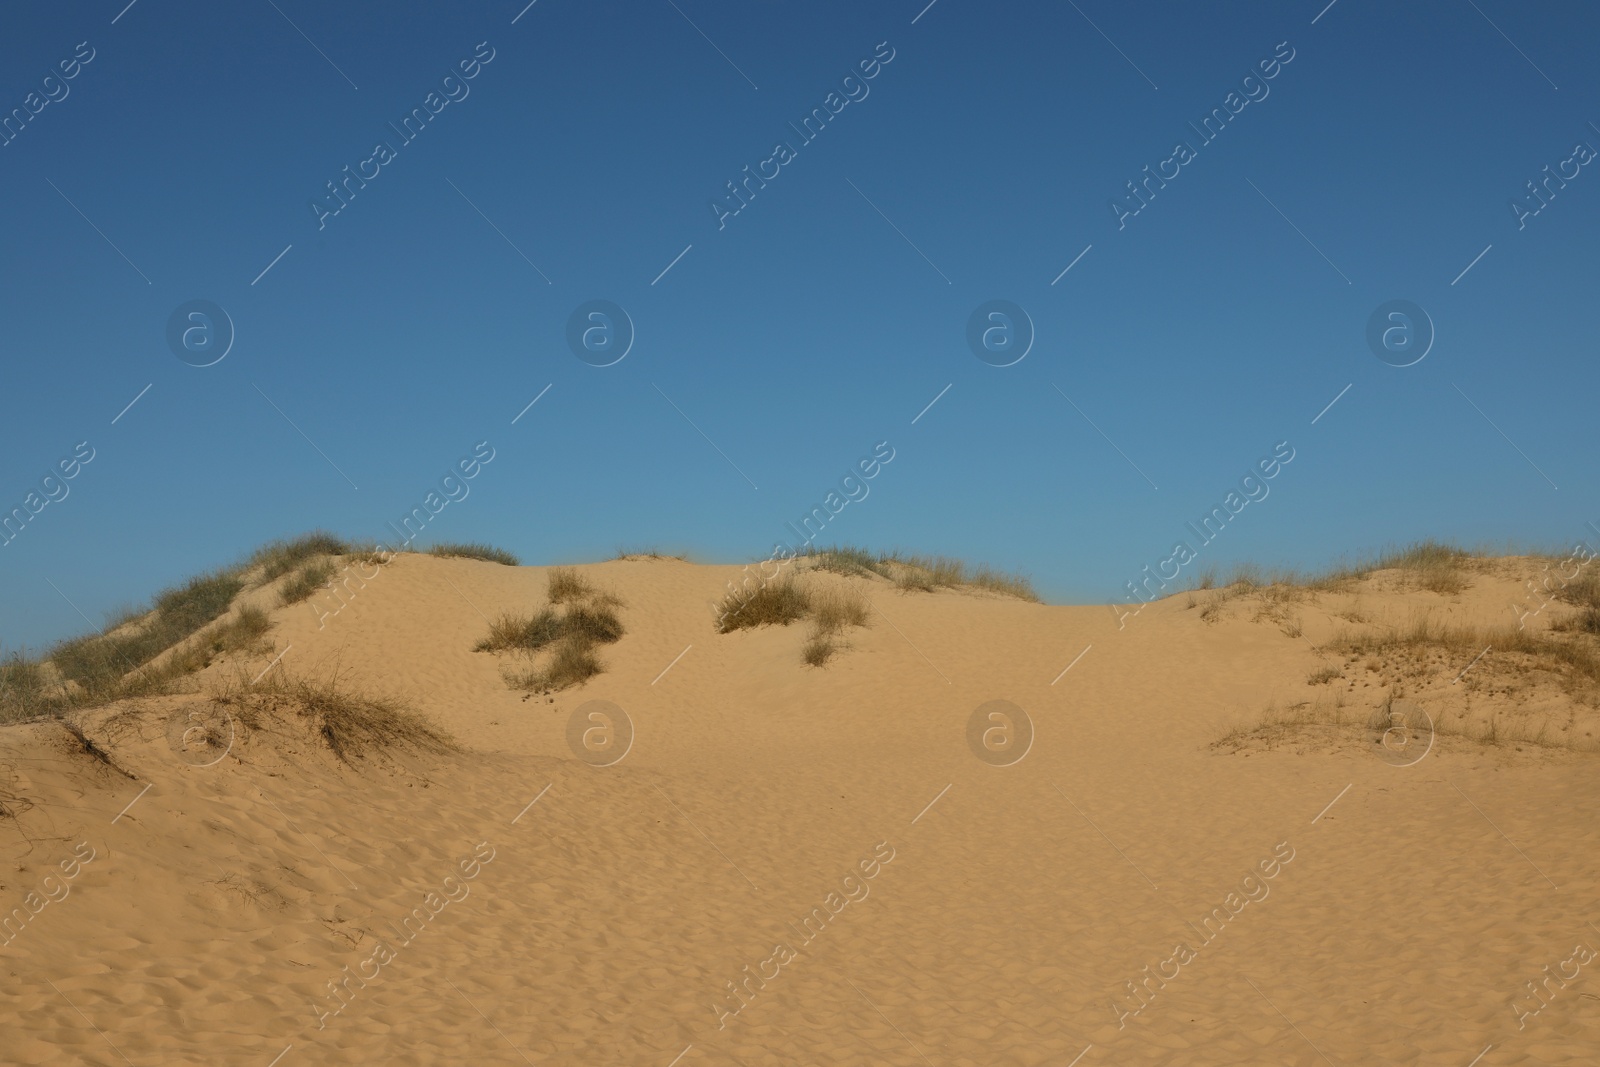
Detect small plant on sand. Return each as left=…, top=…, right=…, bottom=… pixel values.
left=802, top=635, right=838, bottom=667
left=1307, top=665, right=1343, bottom=686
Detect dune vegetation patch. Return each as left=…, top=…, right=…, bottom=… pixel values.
left=46, top=570, right=247, bottom=698
left=280, top=560, right=336, bottom=605
left=475, top=570, right=625, bottom=693
left=213, top=666, right=456, bottom=763
left=612, top=546, right=690, bottom=562
left=1198, top=540, right=1482, bottom=599
left=1217, top=690, right=1600, bottom=757
left=1330, top=616, right=1600, bottom=694
left=1553, top=573, right=1600, bottom=635
left=713, top=575, right=871, bottom=667
left=807, top=545, right=1038, bottom=601
left=1219, top=610, right=1600, bottom=757
left=716, top=578, right=812, bottom=633
left=428, top=542, right=520, bottom=566
left=247, top=531, right=352, bottom=584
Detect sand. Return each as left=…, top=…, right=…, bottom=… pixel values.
left=2, top=554, right=1598, bottom=1065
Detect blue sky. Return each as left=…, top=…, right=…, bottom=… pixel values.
left=2, top=0, right=1596, bottom=648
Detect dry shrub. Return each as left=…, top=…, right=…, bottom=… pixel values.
left=1307, top=666, right=1342, bottom=686
left=0, top=653, right=52, bottom=725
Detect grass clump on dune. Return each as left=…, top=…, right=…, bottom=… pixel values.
left=4, top=602, right=274, bottom=725
left=279, top=560, right=335, bottom=605
left=215, top=666, right=455, bottom=763
left=1554, top=573, right=1600, bottom=635
left=50, top=570, right=246, bottom=696
left=476, top=570, right=625, bottom=692
left=546, top=566, right=622, bottom=605
left=429, top=542, right=520, bottom=566
left=716, top=578, right=812, bottom=633
left=806, top=545, right=1039, bottom=602
left=0, top=652, right=50, bottom=726
left=713, top=576, right=871, bottom=668
left=248, top=531, right=351, bottom=583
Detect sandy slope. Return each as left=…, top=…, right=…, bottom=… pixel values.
left=2, top=555, right=1598, bottom=1066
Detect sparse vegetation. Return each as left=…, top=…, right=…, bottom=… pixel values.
left=612, top=546, right=689, bottom=561
left=429, top=542, right=520, bottom=567
left=1307, top=665, right=1343, bottom=686
left=280, top=560, right=335, bottom=605
left=214, top=666, right=455, bottom=762
left=476, top=571, right=625, bottom=692
left=0, top=652, right=48, bottom=725
left=1331, top=616, right=1600, bottom=689
left=806, top=545, right=1039, bottom=601
left=248, top=532, right=352, bottom=583
left=713, top=575, right=871, bottom=668
left=1217, top=692, right=1597, bottom=756
left=50, top=570, right=246, bottom=697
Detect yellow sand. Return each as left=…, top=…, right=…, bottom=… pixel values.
left=3, top=554, right=1597, bottom=1065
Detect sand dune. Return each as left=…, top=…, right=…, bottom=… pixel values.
left=3, top=550, right=1598, bottom=1065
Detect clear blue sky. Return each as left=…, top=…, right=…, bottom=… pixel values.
left=3, top=0, right=1596, bottom=649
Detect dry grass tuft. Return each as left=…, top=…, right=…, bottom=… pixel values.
left=477, top=571, right=626, bottom=692
left=507, top=638, right=605, bottom=692
left=249, top=532, right=351, bottom=583
left=802, top=634, right=838, bottom=667
left=714, top=575, right=871, bottom=668
left=215, top=667, right=455, bottom=762
left=806, top=545, right=1039, bottom=601
left=547, top=567, right=597, bottom=604
left=280, top=560, right=335, bottom=605
left=1307, top=665, right=1343, bottom=686
left=475, top=610, right=563, bottom=653
left=428, top=543, right=520, bottom=566
left=47, top=570, right=246, bottom=699
left=812, top=586, right=870, bottom=634
left=717, top=578, right=812, bottom=633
